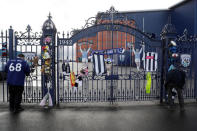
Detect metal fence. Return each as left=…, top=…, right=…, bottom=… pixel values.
left=57, top=28, right=163, bottom=103
left=175, top=30, right=197, bottom=99
left=0, top=13, right=197, bottom=105
left=0, top=30, right=9, bottom=102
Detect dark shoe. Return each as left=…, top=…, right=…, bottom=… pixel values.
left=180, top=107, right=185, bottom=112
left=17, top=107, right=24, bottom=111
left=9, top=108, right=14, bottom=112
left=13, top=107, right=24, bottom=113
left=167, top=105, right=175, bottom=111
left=13, top=109, right=19, bottom=113
left=9, top=105, right=14, bottom=112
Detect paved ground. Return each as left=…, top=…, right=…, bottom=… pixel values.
left=0, top=102, right=197, bottom=131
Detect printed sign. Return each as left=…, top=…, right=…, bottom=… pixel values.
left=180, top=54, right=191, bottom=67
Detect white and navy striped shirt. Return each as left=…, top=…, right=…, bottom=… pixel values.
left=143, top=52, right=158, bottom=72
left=93, top=54, right=106, bottom=75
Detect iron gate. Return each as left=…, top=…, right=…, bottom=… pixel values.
left=14, top=25, right=43, bottom=103
left=172, top=29, right=197, bottom=99
left=1, top=10, right=197, bottom=104
left=57, top=30, right=162, bottom=103
left=0, top=29, right=9, bottom=102
left=56, top=8, right=163, bottom=103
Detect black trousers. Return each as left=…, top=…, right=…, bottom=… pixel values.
left=167, top=85, right=184, bottom=108
left=8, top=85, right=24, bottom=110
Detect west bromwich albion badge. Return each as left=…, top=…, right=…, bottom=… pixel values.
left=180, top=54, right=191, bottom=67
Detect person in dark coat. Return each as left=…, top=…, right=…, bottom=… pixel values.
left=165, top=68, right=186, bottom=111
left=5, top=54, right=30, bottom=112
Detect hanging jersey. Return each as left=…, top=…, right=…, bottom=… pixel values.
left=5, top=58, right=30, bottom=86
left=93, top=54, right=106, bottom=75
left=62, top=63, right=70, bottom=74
left=66, top=64, right=70, bottom=73
left=143, top=52, right=158, bottom=72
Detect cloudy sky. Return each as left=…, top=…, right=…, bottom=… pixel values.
left=0, top=0, right=182, bottom=33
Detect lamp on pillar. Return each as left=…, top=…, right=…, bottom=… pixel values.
left=42, top=13, right=57, bottom=33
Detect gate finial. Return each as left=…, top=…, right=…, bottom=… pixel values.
left=109, top=6, right=116, bottom=13
left=48, top=12, right=52, bottom=19
left=106, top=6, right=118, bottom=24
left=67, top=32, right=69, bottom=38
left=26, top=25, right=32, bottom=32
left=183, top=28, right=188, bottom=36
left=161, top=15, right=177, bottom=37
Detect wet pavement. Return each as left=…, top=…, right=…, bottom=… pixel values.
left=0, top=102, right=197, bottom=131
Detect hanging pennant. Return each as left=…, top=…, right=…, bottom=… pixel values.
left=146, top=72, right=152, bottom=94
left=70, top=71, right=76, bottom=87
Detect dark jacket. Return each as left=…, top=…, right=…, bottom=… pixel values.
left=5, top=58, right=30, bottom=86
left=165, top=69, right=186, bottom=89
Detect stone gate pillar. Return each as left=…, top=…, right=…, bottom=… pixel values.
left=160, top=18, right=177, bottom=103
left=41, top=13, right=57, bottom=105
left=8, top=26, right=14, bottom=59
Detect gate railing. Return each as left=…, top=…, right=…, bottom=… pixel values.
left=56, top=22, right=163, bottom=103
left=1, top=15, right=197, bottom=105
left=14, top=25, right=43, bottom=103
left=175, top=29, right=197, bottom=99
left=0, top=29, right=9, bottom=102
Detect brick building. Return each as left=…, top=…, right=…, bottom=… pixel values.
left=76, top=16, right=136, bottom=62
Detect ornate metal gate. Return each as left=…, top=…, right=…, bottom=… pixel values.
left=175, top=31, right=197, bottom=99
left=14, top=25, right=43, bottom=103
left=1, top=8, right=197, bottom=104
left=161, top=21, right=197, bottom=102
left=56, top=7, right=163, bottom=103
left=13, top=14, right=57, bottom=104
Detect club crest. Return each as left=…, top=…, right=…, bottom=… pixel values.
left=180, top=54, right=191, bottom=67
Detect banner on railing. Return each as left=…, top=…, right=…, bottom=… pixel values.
left=91, top=48, right=125, bottom=55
